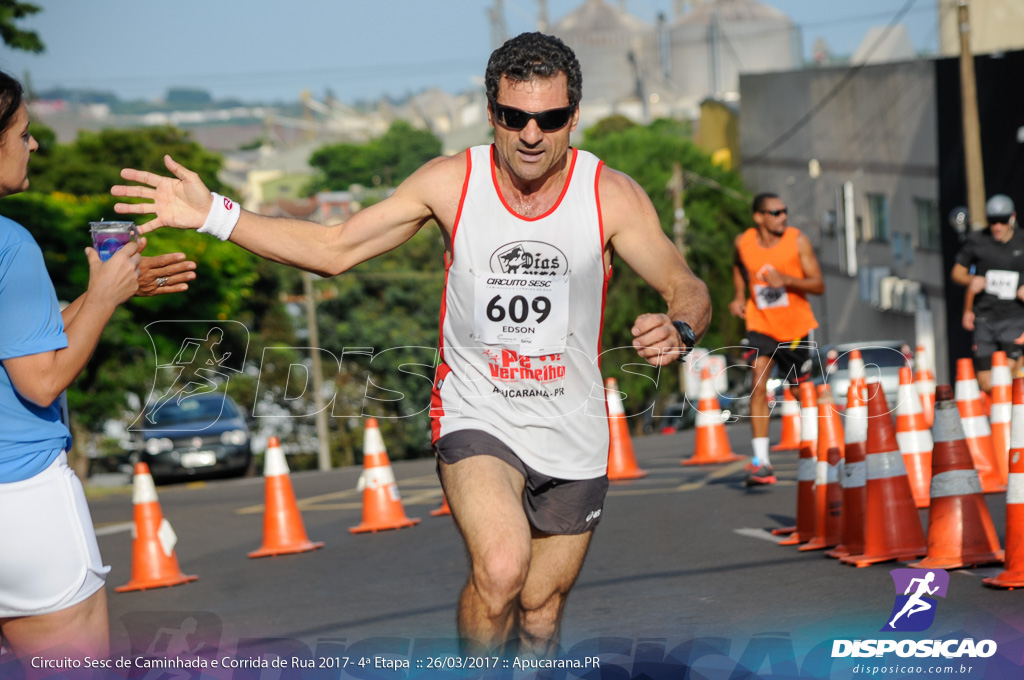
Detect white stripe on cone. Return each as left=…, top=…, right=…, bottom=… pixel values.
left=866, top=450, right=908, bottom=480
left=897, top=430, right=932, bottom=454
left=263, top=444, right=290, bottom=478
left=930, top=469, right=983, bottom=498
left=1013, top=405, right=1024, bottom=448
left=606, top=381, right=626, bottom=416
left=358, top=466, right=398, bottom=492
left=961, top=415, right=992, bottom=438
left=844, top=406, right=868, bottom=444
left=133, top=471, right=158, bottom=505
left=364, top=427, right=387, bottom=455
left=991, top=403, right=1012, bottom=425
left=843, top=461, right=867, bottom=488
left=956, top=380, right=982, bottom=402
left=798, top=457, right=816, bottom=481
left=801, top=408, right=818, bottom=440
left=1009, top=472, right=1024, bottom=504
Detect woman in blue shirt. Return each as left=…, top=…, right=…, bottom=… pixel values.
left=0, top=71, right=194, bottom=665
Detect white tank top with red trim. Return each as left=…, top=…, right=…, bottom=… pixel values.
left=431, top=144, right=610, bottom=480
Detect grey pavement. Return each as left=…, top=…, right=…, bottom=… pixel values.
left=73, top=419, right=1024, bottom=678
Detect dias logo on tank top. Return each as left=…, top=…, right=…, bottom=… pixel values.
left=490, top=241, right=568, bottom=276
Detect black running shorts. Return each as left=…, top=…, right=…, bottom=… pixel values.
left=745, top=331, right=814, bottom=386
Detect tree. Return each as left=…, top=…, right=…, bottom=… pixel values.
left=581, top=118, right=750, bottom=412
left=27, top=123, right=230, bottom=196
left=306, top=121, right=441, bottom=193
left=0, top=0, right=43, bottom=53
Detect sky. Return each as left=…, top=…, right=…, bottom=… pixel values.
left=0, top=0, right=941, bottom=104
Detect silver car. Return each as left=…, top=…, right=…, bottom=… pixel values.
left=818, top=340, right=912, bottom=410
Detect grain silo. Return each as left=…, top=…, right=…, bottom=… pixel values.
left=669, top=0, right=797, bottom=102
left=552, top=0, right=665, bottom=107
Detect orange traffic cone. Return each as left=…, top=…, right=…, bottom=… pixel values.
left=116, top=463, right=198, bottom=592
left=955, top=358, right=1006, bottom=493
left=350, top=418, right=421, bottom=533
left=431, top=493, right=452, bottom=517
left=800, top=385, right=844, bottom=551
left=248, top=437, right=324, bottom=558
left=895, top=367, right=933, bottom=508
left=909, top=385, right=1003, bottom=569
left=771, top=388, right=801, bottom=452
left=606, top=378, right=647, bottom=479
left=989, top=351, right=1013, bottom=486
left=848, top=349, right=865, bottom=383
left=985, top=376, right=1024, bottom=588
left=915, top=345, right=936, bottom=428
left=827, top=378, right=868, bottom=559
left=682, top=367, right=741, bottom=465
left=841, top=381, right=927, bottom=567
left=779, top=381, right=819, bottom=545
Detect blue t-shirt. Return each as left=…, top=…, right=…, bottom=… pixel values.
left=0, top=216, right=71, bottom=482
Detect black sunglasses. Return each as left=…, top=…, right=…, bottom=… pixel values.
left=491, top=102, right=575, bottom=132
left=760, top=208, right=788, bottom=217
left=989, top=214, right=1013, bottom=225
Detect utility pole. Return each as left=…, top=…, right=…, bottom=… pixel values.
left=302, top=271, right=333, bottom=471
left=958, top=0, right=986, bottom=230
left=670, top=163, right=689, bottom=396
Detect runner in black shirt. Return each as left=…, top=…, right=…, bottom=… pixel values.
left=951, top=194, right=1024, bottom=391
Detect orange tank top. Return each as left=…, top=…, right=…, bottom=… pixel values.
left=736, top=226, right=818, bottom=341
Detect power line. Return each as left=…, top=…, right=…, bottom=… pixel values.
left=739, top=0, right=921, bottom=170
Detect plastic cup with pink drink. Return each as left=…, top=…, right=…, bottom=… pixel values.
left=89, top=221, right=138, bottom=261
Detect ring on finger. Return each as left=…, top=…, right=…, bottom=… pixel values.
left=156, top=276, right=168, bottom=287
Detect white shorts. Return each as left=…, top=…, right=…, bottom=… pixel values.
left=0, top=453, right=110, bottom=617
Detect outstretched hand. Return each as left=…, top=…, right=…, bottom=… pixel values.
left=111, top=155, right=214, bottom=234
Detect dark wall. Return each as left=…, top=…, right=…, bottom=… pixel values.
left=936, top=49, right=1024, bottom=380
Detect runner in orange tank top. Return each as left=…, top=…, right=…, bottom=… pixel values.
left=729, top=193, right=824, bottom=485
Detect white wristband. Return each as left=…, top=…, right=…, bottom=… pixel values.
left=197, top=193, right=240, bottom=241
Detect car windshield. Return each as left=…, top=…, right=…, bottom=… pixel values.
left=833, top=347, right=907, bottom=371
left=146, top=395, right=239, bottom=426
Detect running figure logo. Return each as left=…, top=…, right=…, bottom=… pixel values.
left=129, top=320, right=249, bottom=433
left=882, top=568, right=949, bottom=632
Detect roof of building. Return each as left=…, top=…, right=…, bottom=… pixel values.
left=554, top=0, right=653, bottom=34
left=675, top=0, right=789, bottom=25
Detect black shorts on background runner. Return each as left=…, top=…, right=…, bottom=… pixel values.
left=745, top=331, right=814, bottom=386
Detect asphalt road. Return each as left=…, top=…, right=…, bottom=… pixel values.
left=74, top=420, right=1023, bottom=678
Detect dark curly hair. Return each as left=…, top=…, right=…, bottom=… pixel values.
left=752, top=192, right=780, bottom=213
left=485, top=32, right=582, bottom=109
left=0, top=71, right=24, bottom=140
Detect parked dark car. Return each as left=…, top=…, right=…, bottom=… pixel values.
left=135, top=392, right=252, bottom=482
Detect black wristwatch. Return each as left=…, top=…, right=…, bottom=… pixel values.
left=672, top=321, right=696, bottom=354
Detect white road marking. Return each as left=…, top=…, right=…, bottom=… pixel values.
left=734, top=527, right=786, bottom=544
left=94, top=522, right=134, bottom=536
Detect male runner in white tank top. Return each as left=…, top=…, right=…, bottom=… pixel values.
left=113, top=33, right=710, bottom=657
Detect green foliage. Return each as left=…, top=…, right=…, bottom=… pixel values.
left=315, top=226, right=445, bottom=460
left=0, top=0, right=43, bottom=53
left=26, top=124, right=229, bottom=196
left=581, top=117, right=749, bottom=411
left=583, top=114, right=636, bottom=141
left=306, top=120, right=441, bottom=193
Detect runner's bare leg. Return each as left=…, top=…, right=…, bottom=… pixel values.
left=441, top=455, right=531, bottom=653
